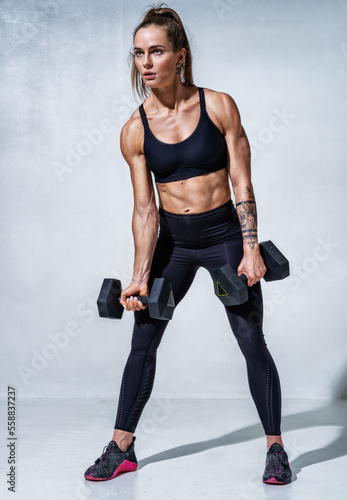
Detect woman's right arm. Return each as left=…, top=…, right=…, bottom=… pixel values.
left=118, top=116, right=159, bottom=311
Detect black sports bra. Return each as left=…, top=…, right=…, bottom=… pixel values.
left=138, top=87, right=228, bottom=183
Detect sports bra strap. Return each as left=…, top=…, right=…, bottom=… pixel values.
left=139, top=103, right=149, bottom=129
left=197, top=87, right=206, bottom=112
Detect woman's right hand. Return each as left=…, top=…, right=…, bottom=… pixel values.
left=119, top=282, right=149, bottom=312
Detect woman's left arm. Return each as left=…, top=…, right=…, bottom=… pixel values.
left=219, top=92, right=267, bottom=286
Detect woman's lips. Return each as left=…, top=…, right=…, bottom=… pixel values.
left=143, top=73, right=156, bottom=79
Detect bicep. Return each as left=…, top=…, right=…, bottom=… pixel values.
left=120, top=122, right=156, bottom=212
left=130, top=157, right=156, bottom=213
left=219, top=94, right=252, bottom=188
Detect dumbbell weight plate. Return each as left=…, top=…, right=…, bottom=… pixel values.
left=97, top=278, right=124, bottom=319
left=146, top=277, right=175, bottom=320
left=212, top=264, right=248, bottom=307
left=260, top=241, right=290, bottom=282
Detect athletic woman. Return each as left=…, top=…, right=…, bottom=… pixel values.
left=84, top=4, right=292, bottom=485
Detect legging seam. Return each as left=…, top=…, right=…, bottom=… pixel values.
left=123, top=331, right=160, bottom=429
left=265, top=354, right=273, bottom=434
left=116, top=371, right=125, bottom=428
left=130, top=361, right=155, bottom=422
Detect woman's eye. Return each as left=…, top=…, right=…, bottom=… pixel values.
left=134, top=49, right=162, bottom=57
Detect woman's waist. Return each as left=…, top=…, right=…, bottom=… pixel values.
left=158, top=198, right=242, bottom=248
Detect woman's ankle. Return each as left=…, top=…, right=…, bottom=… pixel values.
left=265, top=434, right=284, bottom=450
left=112, top=429, right=134, bottom=452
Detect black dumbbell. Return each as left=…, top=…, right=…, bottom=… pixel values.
left=212, top=240, right=290, bottom=306
left=97, top=277, right=175, bottom=320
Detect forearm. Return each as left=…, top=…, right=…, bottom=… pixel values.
left=233, top=182, right=259, bottom=252
left=131, top=207, right=159, bottom=285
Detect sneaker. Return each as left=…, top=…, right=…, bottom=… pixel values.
left=262, top=443, right=292, bottom=485
left=84, top=437, right=138, bottom=481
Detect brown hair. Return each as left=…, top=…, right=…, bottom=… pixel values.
left=130, top=3, right=194, bottom=101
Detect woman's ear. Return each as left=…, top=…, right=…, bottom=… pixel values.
left=177, top=47, right=186, bottom=66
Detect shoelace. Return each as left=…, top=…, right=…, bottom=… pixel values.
left=269, top=449, right=286, bottom=462
left=95, top=445, right=113, bottom=464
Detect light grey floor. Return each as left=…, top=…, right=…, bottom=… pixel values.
left=0, top=397, right=346, bottom=500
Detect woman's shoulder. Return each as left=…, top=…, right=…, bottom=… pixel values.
left=121, top=106, right=145, bottom=143
left=202, top=87, right=239, bottom=110
left=202, top=87, right=241, bottom=130
left=120, top=105, right=147, bottom=157
left=122, top=105, right=143, bottom=131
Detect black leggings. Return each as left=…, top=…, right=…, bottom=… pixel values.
left=114, top=200, right=282, bottom=435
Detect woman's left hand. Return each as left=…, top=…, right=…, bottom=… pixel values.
left=237, top=249, right=267, bottom=287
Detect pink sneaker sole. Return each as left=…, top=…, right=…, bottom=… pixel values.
left=85, top=460, right=138, bottom=481
left=263, top=477, right=291, bottom=485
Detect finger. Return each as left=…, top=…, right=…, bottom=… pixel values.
left=120, top=292, right=130, bottom=308
left=130, top=296, right=142, bottom=311
left=133, top=297, right=140, bottom=311
left=247, top=275, right=256, bottom=287
left=126, top=296, right=136, bottom=311
left=130, top=296, right=138, bottom=311
left=255, top=269, right=266, bottom=281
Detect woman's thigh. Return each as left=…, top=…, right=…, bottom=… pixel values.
left=148, top=239, right=199, bottom=306
left=131, top=239, right=200, bottom=353
left=196, top=238, right=264, bottom=338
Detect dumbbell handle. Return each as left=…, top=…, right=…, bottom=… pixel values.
left=238, top=273, right=249, bottom=285
left=118, top=295, right=149, bottom=305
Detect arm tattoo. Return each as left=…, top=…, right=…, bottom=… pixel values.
left=236, top=187, right=258, bottom=249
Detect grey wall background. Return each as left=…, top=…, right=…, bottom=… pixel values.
left=1, top=0, right=346, bottom=402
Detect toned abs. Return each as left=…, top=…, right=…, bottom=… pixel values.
left=156, top=168, right=231, bottom=214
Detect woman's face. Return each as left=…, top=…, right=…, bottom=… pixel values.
left=134, top=26, right=184, bottom=88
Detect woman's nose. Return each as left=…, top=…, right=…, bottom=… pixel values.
left=143, top=53, right=152, bottom=68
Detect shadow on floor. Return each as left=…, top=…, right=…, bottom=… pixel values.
left=137, top=400, right=347, bottom=481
